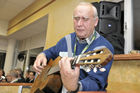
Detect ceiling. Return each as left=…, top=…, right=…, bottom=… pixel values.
left=0, top=0, right=48, bottom=40
left=0, top=0, right=36, bottom=21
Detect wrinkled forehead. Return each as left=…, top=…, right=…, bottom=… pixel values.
left=73, top=4, right=94, bottom=17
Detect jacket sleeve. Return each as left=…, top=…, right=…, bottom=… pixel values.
left=42, top=37, right=67, bottom=61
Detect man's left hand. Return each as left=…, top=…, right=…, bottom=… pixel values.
left=59, top=57, right=80, bottom=91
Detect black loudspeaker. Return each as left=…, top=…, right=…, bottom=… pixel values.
left=99, top=2, right=121, bottom=20
left=92, top=1, right=124, bottom=54
left=99, top=19, right=120, bottom=34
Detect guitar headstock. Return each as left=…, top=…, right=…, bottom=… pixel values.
left=72, top=48, right=113, bottom=67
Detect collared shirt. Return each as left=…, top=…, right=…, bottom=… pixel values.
left=76, top=31, right=95, bottom=45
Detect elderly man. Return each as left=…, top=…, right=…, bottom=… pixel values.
left=33, top=2, right=114, bottom=92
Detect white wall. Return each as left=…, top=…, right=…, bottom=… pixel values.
left=0, top=38, right=8, bottom=52
left=0, top=20, right=8, bottom=52
left=4, top=39, right=16, bottom=74
left=0, top=20, right=8, bottom=36
left=124, top=0, right=133, bottom=53
left=18, top=31, right=46, bottom=51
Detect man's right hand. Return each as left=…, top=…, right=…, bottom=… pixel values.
left=33, top=53, right=47, bottom=74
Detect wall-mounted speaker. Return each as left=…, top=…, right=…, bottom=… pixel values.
left=18, top=53, right=25, bottom=62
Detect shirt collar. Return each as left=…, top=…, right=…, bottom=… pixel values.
left=76, top=31, right=95, bottom=45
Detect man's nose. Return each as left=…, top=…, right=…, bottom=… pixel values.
left=77, top=19, right=83, bottom=26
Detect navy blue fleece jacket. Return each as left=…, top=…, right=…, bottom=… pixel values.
left=43, top=32, right=114, bottom=91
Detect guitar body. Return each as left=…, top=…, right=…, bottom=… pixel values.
left=30, top=57, right=62, bottom=93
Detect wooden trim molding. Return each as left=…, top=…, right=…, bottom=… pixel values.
left=0, top=83, right=32, bottom=86
left=114, top=54, right=140, bottom=61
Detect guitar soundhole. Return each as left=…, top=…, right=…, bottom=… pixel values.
left=42, top=86, right=56, bottom=93
left=35, top=88, right=45, bottom=93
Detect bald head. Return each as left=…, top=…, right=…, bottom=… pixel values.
left=74, top=2, right=98, bottom=19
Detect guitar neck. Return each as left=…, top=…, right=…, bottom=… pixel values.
left=71, top=48, right=113, bottom=66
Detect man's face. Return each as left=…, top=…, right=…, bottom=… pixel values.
left=73, top=5, right=98, bottom=39
left=6, top=75, right=12, bottom=82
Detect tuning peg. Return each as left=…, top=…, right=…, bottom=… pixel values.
left=82, top=65, right=91, bottom=72
left=85, top=60, right=88, bottom=63
left=97, top=59, right=100, bottom=62
left=86, top=67, right=91, bottom=72
left=100, top=50, right=103, bottom=54
left=99, top=68, right=106, bottom=72
left=86, top=54, right=90, bottom=57
left=90, top=60, right=94, bottom=63
left=93, top=67, right=97, bottom=73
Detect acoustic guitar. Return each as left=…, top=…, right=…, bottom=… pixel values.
left=30, top=48, right=113, bottom=93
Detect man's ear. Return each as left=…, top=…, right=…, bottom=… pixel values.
left=94, top=17, right=99, bottom=27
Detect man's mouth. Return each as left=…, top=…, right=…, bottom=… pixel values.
left=77, top=29, right=84, bottom=31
